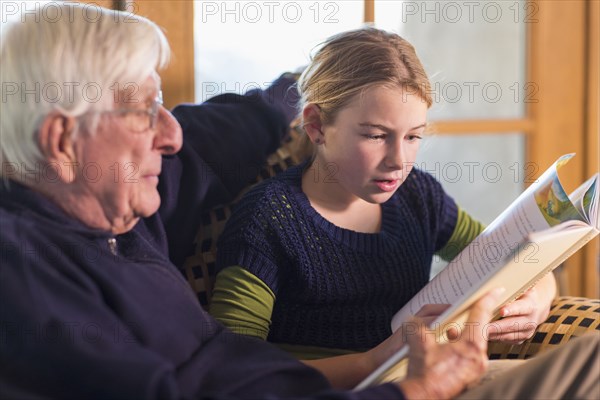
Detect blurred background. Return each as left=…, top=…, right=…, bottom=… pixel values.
left=7, top=0, right=597, bottom=297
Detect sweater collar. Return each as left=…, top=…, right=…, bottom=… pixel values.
left=277, top=162, right=405, bottom=253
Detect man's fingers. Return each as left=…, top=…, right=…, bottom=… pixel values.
left=404, top=316, right=441, bottom=353
left=446, top=325, right=461, bottom=340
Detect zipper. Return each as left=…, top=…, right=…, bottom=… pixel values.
left=108, top=238, right=117, bottom=256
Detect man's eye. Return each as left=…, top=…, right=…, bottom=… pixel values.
left=407, top=134, right=423, bottom=142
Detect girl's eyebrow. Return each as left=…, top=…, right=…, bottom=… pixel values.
left=358, top=122, right=427, bottom=132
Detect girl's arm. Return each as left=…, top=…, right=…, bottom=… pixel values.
left=210, top=265, right=411, bottom=389
left=210, top=266, right=274, bottom=340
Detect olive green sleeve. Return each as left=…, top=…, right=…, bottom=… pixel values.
left=436, top=207, right=486, bottom=261
left=209, top=266, right=275, bottom=340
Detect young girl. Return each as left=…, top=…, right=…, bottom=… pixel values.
left=210, top=28, right=556, bottom=389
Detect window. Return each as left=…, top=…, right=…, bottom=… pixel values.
left=194, top=1, right=364, bottom=102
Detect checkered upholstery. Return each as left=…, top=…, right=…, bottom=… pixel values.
left=183, top=122, right=305, bottom=308
left=488, top=296, right=600, bottom=359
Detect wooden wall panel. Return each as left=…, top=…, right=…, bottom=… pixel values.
left=133, top=1, right=195, bottom=109
left=526, top=0, right=592, bottom=296
left=364, top=0, right=374, bottom=23
left=83, top=0, right=115, bottom=8
left=583, top=0, right=599, bottom=298
left=526, top=1, right=586, bottom=189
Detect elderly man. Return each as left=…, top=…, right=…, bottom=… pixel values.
left=1, top=4, right=598, bottom=400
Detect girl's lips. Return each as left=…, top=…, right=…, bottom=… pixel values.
left=374, top=179, right=400, bottom=192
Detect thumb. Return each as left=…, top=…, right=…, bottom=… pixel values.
left=467, top=288, right=505, bottom=327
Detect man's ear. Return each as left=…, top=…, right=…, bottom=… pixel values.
left=302, top=104, right=325, bottom=144
left=37, top=113, right=78, bottom=183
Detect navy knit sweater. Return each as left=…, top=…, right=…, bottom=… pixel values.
left=217, top=163, right=458, bottom=350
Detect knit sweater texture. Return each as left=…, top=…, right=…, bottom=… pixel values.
left=217, top=163, right=458, bottom=350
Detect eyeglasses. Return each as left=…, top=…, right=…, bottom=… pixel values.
left=102, top=90, right=163, bottom=133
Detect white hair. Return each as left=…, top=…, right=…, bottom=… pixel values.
left=0, top=2, right=170, bottom=177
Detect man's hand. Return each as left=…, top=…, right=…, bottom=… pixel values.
left=397, top=288, right=504, bottom=400
left=365, top=304, right=451, bottom=377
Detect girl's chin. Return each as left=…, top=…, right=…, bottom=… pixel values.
left=363, top=191, right=396, bottom=204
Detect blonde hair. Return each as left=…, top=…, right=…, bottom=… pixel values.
left=298, top=28, right=432, bottom=127
left=0, top=3, right=170, bottom=177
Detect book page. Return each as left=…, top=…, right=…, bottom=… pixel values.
left=570, top=174, right=599, bottom=228
left=585, top=176, right=599, bottom=227
left=568, top=175, right=597, bottom=220
left=391, top=154, right=589, bottom=331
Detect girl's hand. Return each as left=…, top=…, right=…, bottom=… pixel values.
left=487, top=273, right=557, bottom=344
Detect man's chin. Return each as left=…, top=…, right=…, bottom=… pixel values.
left=136, top=192, right=162, bottom=218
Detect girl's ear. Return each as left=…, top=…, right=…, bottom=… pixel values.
left=37, top=113, right=78, bottom=183
left=302, top=104, right=325, bottom=145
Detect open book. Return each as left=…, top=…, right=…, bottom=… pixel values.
left=355, top=153, right=599, bottom=390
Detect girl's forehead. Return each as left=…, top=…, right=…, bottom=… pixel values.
left=345, top=86, right=427, bottom=112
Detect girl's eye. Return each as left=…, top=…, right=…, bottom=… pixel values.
left=407, top=134, right=423, bottom=142
left=364, top=134, right=387, bottom=140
